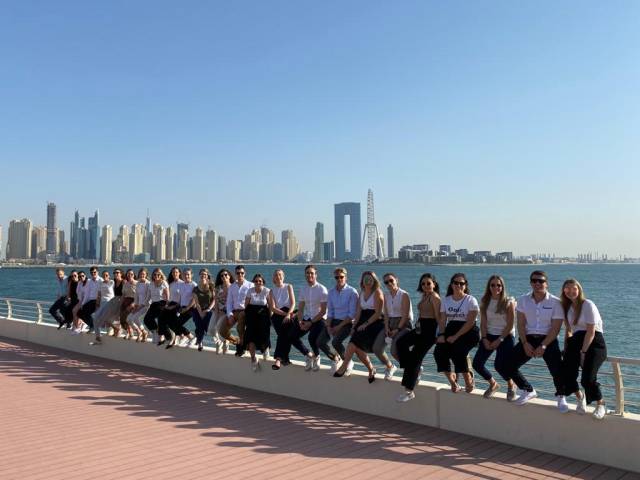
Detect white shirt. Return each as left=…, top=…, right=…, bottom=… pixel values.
left=440, top=294, right=479, bottom=324
left=149, top=281, right=169, bottom=303
left=99, top=280, right=115, bottom=303
left=246, top=287, right=270, bottom=306
left=485, top=298, right=516, bottom=336
left=516, top=292, right=564, bottom=335
left=135, top=281, right=151, bottom=306
left=169, top=280, right=183, bottom=303
left=76, top=282, right=86, bottom=305
left=360, top=291, right=376, bottom=310
left=271, top=284, right=292, bottom=309
left=82, top=277, right=103, bottom=305
left=179, top=281, right=197, bottom=307
left=299, top=282, right=328, bottom=320
left=384, top=288, right=414, bottom=321
left=566, top=299, right=604, bottom=334
left=226, top=280, right=254, bottom=315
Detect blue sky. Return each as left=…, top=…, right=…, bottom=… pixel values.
left=1, top=1, right=639, bottom=256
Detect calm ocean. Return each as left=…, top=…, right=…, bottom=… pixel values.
left=1, top=263, right=638, bottom=409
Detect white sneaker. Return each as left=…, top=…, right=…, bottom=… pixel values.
left=222, top=341, right=228, bottom=354
left=593, top=404, right=606, bottom=420
left=304, top=356, right=313, bottom=371
left=576, top=395, right=587, bottom=414
left=71, top=328, right=81, bottom=335
left=263, top=348, right=270, bottom=361
left=187, top=336, right=197, bottom=347
left=330, top=359, right=342, bottom=374
left=557, top=395, right=569, bottom=413
left=384, top=364, right=397, bottom=381
left=312, top=356, right=321, bottom=372
left=515, top=389, right=537, bottom=406
left=251, top=358, right=260, bottom=372
left=345, top=360, right=354, bottom=377
left=215, top=341, right=221, bottom=354
left=396, top=390, right=416, bottom=403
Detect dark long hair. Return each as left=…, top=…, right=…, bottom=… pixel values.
left=168, top=267, right=181, bottom=284
left=416, top=273, right=440, bottom=294
left=446, top=273, right=469, bottom=297
left=215, top=269, right=234, bottom=288
left=480, top=275, right=508, bottom=315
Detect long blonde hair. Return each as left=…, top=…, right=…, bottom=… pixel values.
left=480, top=275, right=509, bottom=315
left=560, top=278, right=585, bottom=325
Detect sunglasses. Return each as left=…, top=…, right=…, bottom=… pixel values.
left=530, top=278, right=546, bottom=284
left=452, top=281, right=466, bottom=286
left=236, top=271, right=245, bottom=275
left=490, top=283, right=503, bottom=288
left=384, top=279, right=394, bottom=285
left=221, top=273, right=229, bottom=276
left=334, top=275, right=345, bottom=280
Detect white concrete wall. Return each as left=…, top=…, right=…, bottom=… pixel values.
left=1, top=317, right=638, bottom=473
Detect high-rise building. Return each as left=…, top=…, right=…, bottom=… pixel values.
left=334, top=202, right=362, bottom=261
left=100, top=225, right=113, bottom=264
left=259, top=227, right=275, bottom=261
left=31, top=226, right=47, bottom=260
left=323, top=241, right=335, bottom=262
left=242, top=229, right=260, bottom=261
left=7, top=219, right=32, bottom=260
left=46, top=202, right=58, bottom=255
left=226, top=240, right=242, bottom=262
left=152, top=224, right=166, bottom=261
left=165, top=226, right=174, bottom=261
left=87, top=210, right=100, bottom=260
left=281, top=230, right=299, bottom=261
left=217, top=235, right=227, bottom=261
left=129, top=224, right=145, bottom=256
left=193, top=227, right=205, bottom=261
left=0, top=225, right=4, bottom=260
left=58, top=230, right=67, bottom=256
left=314, top=222, right=324, bottom=262
left=439, top=245, right=452, bottom=255
left=77, top=217, right=88, bottom=259
left=70, top=210, right=80, bottom=258
left=205, top=230, right=218, bottom=262
left=387, top=224, right=395, bottom=259
left=176, top=223, right=189, bottom=261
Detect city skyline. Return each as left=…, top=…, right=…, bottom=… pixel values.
left=1, top=2, right=639, bottom=256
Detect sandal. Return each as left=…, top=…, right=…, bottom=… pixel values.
left=272, top=360, right=281, bottom=370
left=451, top=383, right=462, bottom=393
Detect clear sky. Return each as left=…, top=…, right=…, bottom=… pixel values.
left=1, top=1, right=639, bottom=257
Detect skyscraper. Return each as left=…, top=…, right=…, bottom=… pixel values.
left=7, top=219, right=32, bottom=260
left=205, top=229, right=218, bottom=262
left=0, top=225, right=4, bottom=260
left=100, top=225, right=113, bottom=264
left=281, top=230, right=299, bottom=261
left=314, top=222, right=324, bottom=262
left=88, top=210, right=100, bottom=260
left=176, top=223, right=189, bottom=261
left=46, top=202, right=58, bottom=255
left=334, top=202, right=362, bottom=261
left=152, top=224, right=166, bottom=261
left=31, top=226, right=47, bottom=260
left=323, top=241, right=335, bottom=262
left=227, top=240, right=242, bottom=262
left=130, top=224, right=145, bottom=256
left=387, top=224, right=395, bottom=259
left=193, top=227, right=205, bottom=261
left=70, top=210, right=80, bottom=258
left=217, top=235, right=227, bottom=261
left=259, top=227, right=275, bottom=261
left=165, top=226, right=174, bottom=261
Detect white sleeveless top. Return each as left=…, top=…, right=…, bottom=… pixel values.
left=384, top=288, right=414, bottom=321
left=486, top=298, right=516, bottom=335
left=135, top=281, right=150, bottom=306
left=169, top=280, right=183, bottom=303
left=360, top=292, right=376, bottom=310
left=271, top=284, right=291, bottom=309
left=149, top=281, right=168, bottom=303
left=246, top=287, right=270, bottom=306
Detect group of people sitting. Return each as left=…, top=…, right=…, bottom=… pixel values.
left=48, top=265, right=608, bottom=420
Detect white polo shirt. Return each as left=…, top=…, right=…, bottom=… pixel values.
left=226, top=280, right=254, bottom=315
left=299, top=282, right=328, bottom=320
left=566, top=299, right=604, bottom=334
left=516, top=291, right=563, bottom=335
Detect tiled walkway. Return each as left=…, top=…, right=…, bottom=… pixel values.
left=0, top=337, right=636, bottom=480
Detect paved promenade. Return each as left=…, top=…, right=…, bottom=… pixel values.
left=0, top=337, right=636, bottom=480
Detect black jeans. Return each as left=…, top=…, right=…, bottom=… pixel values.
left=193, top=310, right=212, bottom=345
left=272, top=308, right=308, bottom=362
left=308, top=320, right=338, bottom=361
left=79, top=300, right=97, bottom=328
left=472, top=334, right=515, bottom=382
left=396, top=318, right=437, bottom=391
left=282, top=320, right=311, bottom=359
left=171, top=307, right=193, bottom=337
left=49, top=297, right=67, bottom=325
left=158, top=301, right=179, bottom=338
left=433, top=322, right=479, bottom=373
left=144, top=301, right=167, bottom=332
left=509, top=335, right=564, bottom=396
left=563, top=331, right=607, bottom=404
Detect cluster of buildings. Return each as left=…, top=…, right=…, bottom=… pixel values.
left=398, top=244, right=515, bottom=264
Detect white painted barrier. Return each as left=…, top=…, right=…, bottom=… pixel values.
left=1, top=317, right=638, bottom=473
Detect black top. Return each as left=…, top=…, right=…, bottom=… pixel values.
left=114, top=281, right=123, bottom=297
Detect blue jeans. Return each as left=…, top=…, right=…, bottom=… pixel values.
left=472, top=334, right=515, bottom=382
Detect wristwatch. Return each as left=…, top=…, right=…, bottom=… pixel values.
left=541, top=344, right=547, bottom=350
left=498, top=337, right=504, bottom=342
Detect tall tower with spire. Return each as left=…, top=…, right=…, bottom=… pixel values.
left=361, top=189, right=384, bottom=261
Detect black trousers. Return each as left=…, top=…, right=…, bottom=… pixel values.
left=144, top=301, right=167, bottom=331
left=49, top=297, right=67, bottom=325
left=472, top=334, right=515, bottom=382
left=63, top=299, right=78, bottom=325
left=396, top=318, right=437, bottom=391
left=307, top=320, right=337, bottom=361
left=158, top=301, right=179, bottom=338
left=171, top=307, right=193, bottom=337
left=509, top=335, right=564, bottom=396
left=79, top=300, right=97, bottom=328
left=433, top=322, right=479, bottom=374
left=272, top=307, right=309, bottom=362
left=563, top=331, right=607, bottom=404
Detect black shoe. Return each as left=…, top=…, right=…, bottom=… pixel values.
left=198, top=344, right=203, bottom=352
left=368, top=372, right=376, bottom=384
left=333, top=370, right=345, bottom=378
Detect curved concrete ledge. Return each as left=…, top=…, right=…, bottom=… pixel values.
left=1, top=317, right=638, bottom=473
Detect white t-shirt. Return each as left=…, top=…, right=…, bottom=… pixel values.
left=440, top=294, right=479, bottom=324
left=516, top=292, right=564, bottom=335
left=135, top=281, right=150, bottom=306
left=566, top=299, right=604, bottom=334
left=179, top=281, right=197, bottom=306
left=149, top=281, right=169, bottom=303
left=169, top=280, right=183, bottom=303
left=299, top=282, right=328, bottom=320
left=99, top=280, right=115, bottom=303
left=485, top=297, right=516, bottom=336
left=246, top=287, right=270, bottom=306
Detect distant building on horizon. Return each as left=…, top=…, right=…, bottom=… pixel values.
left=334, top=202, right=362, bottom=262
left=31, top=226, right=47, bottom=260
left=88, top=210, right=100, bottom=261
left=7, top=218, right=32, bottom=260
left=314, top=222, right=324, bottom=262
left=387, top=224, right=395, bottom=259
left=46, top=202, right=58, bottom=255
left=323, top=241, right=335, bottom=263
left=101, top=225, right=113, bottom=264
